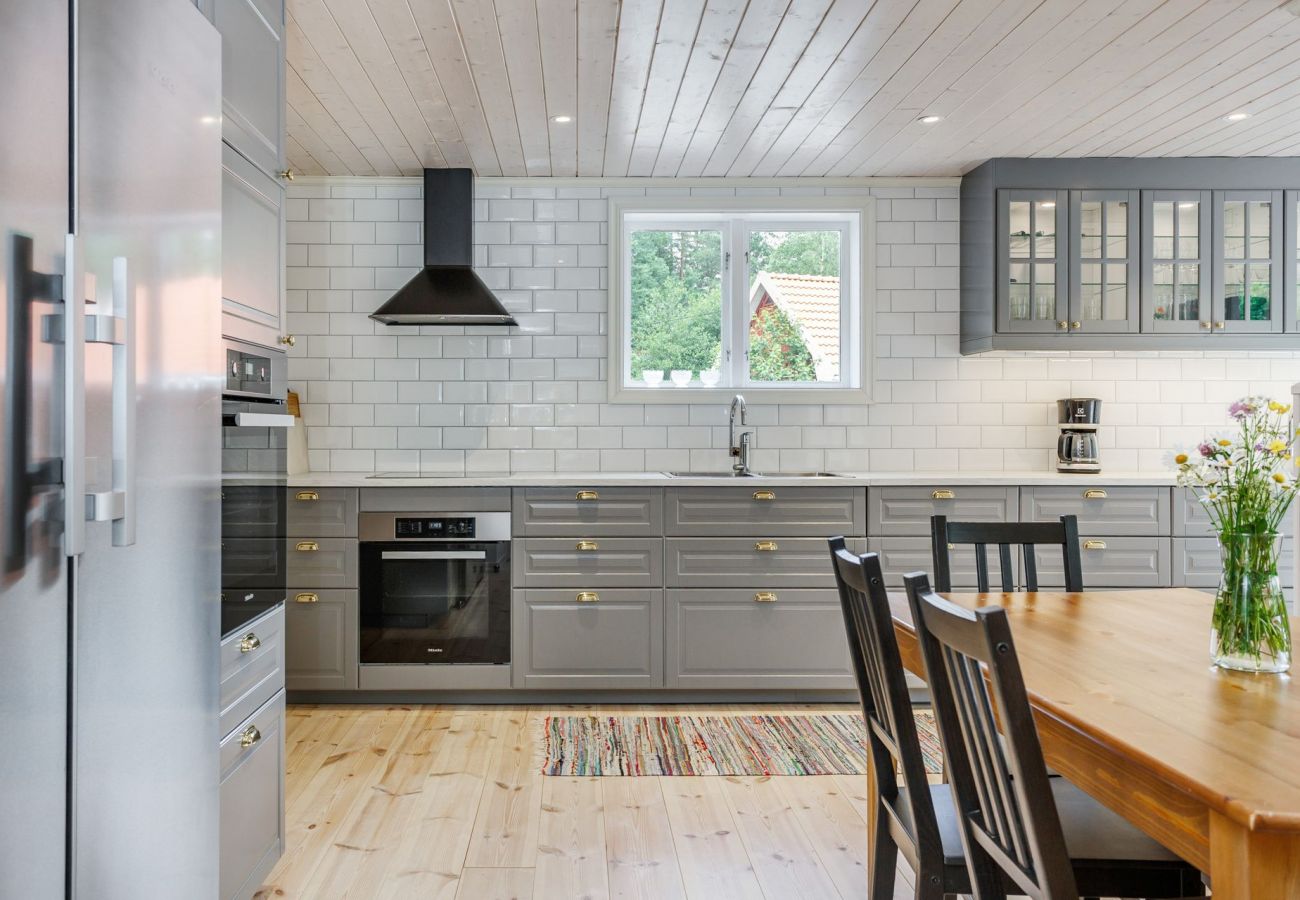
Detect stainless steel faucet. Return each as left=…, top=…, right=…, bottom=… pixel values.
left=728, top=394, right=752, bottom=475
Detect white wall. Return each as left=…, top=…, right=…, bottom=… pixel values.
left=284, top=177, right=1300, bottom=475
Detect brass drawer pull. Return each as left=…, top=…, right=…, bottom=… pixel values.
left=1214, top=321, right=1225, bottom=329
left=238, top=633, right=261, bottom=653
left=932, top=489, right=955, bottom=500
left=239, top=725, right=261, bottom=749
left=296, top=541, right=319, bottom=552
left=295, top=490, right=319, bottom=502
left=1083, top=489, right=1107, bottom=499
left=753, top=591, right=777, bottom=603
left=1083, top=540, right=1107, bottom=551
left=575, top=540, right=599, bottom=552
left=754, top=540, right=778, bottom=552
left=295, top=592, right=319, bottom=604
left=575, top=591, right=600, bottom=603
left=575, top=490, right=599, bottom=501
left=752, top=490, right=776, bottom=501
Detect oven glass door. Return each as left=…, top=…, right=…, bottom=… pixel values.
left=360, top=541, right=511, bottom=664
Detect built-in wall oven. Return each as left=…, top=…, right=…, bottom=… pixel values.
left=359, top=512, right=511, bottom=666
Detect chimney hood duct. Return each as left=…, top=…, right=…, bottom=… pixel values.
left=369, top=168, right=517, bottom=326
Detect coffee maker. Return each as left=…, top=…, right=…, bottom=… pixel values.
left=1057, top=398, right=1101, bottom=473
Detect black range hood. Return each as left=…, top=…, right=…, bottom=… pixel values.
left=369, top=168, right=517, bottom=326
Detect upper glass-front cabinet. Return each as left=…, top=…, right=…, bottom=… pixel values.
left=1283, top=189, right=1300, bottom=333
left=1142, top=190, right=1212, bottom=334
left=1213, top=190, right=1283, bottom=333
left=1069, top=190, right=1139, bottom=333
left=997, top=189, right=1068, bottom=333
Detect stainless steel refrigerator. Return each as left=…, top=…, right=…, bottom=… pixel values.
left=1, top=0, right=222, bottom=896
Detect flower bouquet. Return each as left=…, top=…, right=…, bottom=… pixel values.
left=1172, top=397, right=1296, bottom=672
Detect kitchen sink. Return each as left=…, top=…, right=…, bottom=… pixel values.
left=661, top=471, right=844, bottom=478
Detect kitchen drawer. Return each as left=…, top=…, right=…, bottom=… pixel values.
left=360, top=487, right=510, bottom=512
left=1173, top=537, right=1295, bottom=589
left=286, top=537, right=357, bottom=589
left=1032, top=536, right=1170, bottom=588
left=222, top=483, right=283, bottom=538
left=513, top=589, right=662, bottom=688
left=516, top=537, right=663, bottom=588
left=665, top=486, right=865, bottom=536
left=1173, top=488, right=1295, bottom=538
left=285, top=589, right=357, bottom=691
left=514, top=487, right=663, bottom=536
left=1020, top=486, right=1169, bottom=536
left=287, top=487, right=357, bottom=537
left=665, top=537, right=865, bottom=588
left=873, top=537, right=1018, bottom=591
left=222, top=537, right=289, bottom=590
left=665, top=589, right=855, bottom=688
left=219, top=689, right=284, bottom=900
left=220, top=605, right=284, bottom=740
left=868, top=486, right=1018, bottom=537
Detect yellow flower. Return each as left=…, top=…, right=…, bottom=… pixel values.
left=1275, top=472, right=1288, bottom=483
left=1269, top=439, right=1287, bottom=454
left=1174, top=453, right=1189, bottom=465
left=1218, top=439, right=1232, bottom=447
left=1270, top=401, right=1292, bottom=414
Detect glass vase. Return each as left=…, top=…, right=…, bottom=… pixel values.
left=1210, top=531, right=1292, bottom=673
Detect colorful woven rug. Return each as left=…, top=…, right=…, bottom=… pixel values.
left=539, top=711, right=942, bottom=777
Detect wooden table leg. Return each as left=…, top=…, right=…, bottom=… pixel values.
left=1210, top=811, right=1300, bottom=899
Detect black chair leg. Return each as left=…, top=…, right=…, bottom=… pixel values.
left=868, top=815, right=898, bottom=900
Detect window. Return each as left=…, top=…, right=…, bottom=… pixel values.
left=608, top=196, right=873, bottom=403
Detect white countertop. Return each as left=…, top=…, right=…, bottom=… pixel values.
left=286, top=470, right=1179, bottom=488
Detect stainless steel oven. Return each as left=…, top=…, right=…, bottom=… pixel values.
left=359, top=512, right=511, bottom=666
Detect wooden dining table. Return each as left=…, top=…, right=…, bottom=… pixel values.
left=884, top=587, right=1300, bottom=900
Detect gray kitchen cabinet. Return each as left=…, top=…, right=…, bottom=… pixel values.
left=1286, top=189, right=1300, bottom=332
left=288, top=487, right=358, bottom=537
left=222, top=143, right=285, bottom=349
left=513, top=589, right=662, bottom=688
left=361, top=486, right=511, bottom=512
left=1033, top=536, right=1170, bottom=588
left=286, top=537, right=358, bottom=589
left=514, top=487, right=663, bottom=536
left=1174, top=538, right=1294, bottom=611
left=213, top=0, right=284, bottom=177
left=1173, top=487, right=1294, bottom=539
left=516, top=537, right=663, bottom=588
left=1142, top=190, right=1212, bottom=334
left=997, top=189, right=1069, bottom=334
left=1020, top=485, right=1169, bottom=536
left=664, top=486, right=865, bottom=536
left=665, top=589, right=855, bottom=689
left=1213, top=189, right=1284, bottom=334
left=219, top=690, right=285, bottom=900
left=284, top=589, right=357, bottom=691
left=665, top=537, right=843, bottom=588
left=874, top=536, right=1017, bottom=591
left=219, top=605, right=284, bottom=740
left=868, top=485, right=1018, bottom=536
left=1069, top=189, right=1140, bottom=334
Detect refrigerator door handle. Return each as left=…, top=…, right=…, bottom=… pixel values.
left=85, top=256, right=135, bottom=546
left=63, top=233, right=87, bottom=557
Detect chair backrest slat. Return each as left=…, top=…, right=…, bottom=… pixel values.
left=931, top=515, right=1083, bottom=594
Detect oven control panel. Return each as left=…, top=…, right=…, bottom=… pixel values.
left=393, top=517, right=476, bottom=539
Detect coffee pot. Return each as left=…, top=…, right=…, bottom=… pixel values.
left=1056, top=398, right=1101, bottom=473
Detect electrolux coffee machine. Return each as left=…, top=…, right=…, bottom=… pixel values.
left=1057, top=398, right=1101, bottom=473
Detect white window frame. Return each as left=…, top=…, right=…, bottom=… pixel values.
left=607, top=195, right=875, bottom=405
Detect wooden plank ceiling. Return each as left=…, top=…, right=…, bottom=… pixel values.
left=285, top=0, right=1300, bottom=178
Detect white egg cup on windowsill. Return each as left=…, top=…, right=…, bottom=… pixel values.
left=669, top=370, right=693, bottom=387
left=641, top=370, right=665, bottom=387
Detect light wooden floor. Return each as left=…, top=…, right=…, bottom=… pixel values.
left=256, top=702, right=926, bottom=900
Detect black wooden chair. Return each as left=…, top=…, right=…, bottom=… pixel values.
left=930, top=514, right=1084, bottom=593
left=903, top=570, right=1205, bottom=900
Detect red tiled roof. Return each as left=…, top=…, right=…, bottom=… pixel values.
left=749, top=271, right=841, bottom=379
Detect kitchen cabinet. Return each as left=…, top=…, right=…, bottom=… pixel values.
left=868, top=485, right=1018, bottom=536
left=219, top=605, right=284, bottom=739
left=222, top=144, right=285, bottom=349
left=1286, top=190, right=1300, bottom=331
left=1069, top=190, right=1140, bottom=333
left=996, top=189, right=1068, bottom=334
left=213, top=0, right=284, bottom=178
left=1213, top=190, right=1284, bottom=333
left=514, top=487, right=663, bottom=536
left=1020, top=485, right=1169, bottom=536
left=1142, top=190, right=1212, bottom=334
left=514, top=589, right=662, bottom=688
left=664, top=486, right=865, bottom=536
left=284, top=589, right=357, bottom=691
left=516, top=537, right=663, bottom=588
left=287, top=488, right=358, bottom=538
left=219, top=690, right=284, bottom=900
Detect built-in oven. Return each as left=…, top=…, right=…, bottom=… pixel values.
left=359, top=512, right=511, bottom=666
left=220, top=338, right=293, bottom=639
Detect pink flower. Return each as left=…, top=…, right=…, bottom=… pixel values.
left=1198, top=442, right=1215, bottom=458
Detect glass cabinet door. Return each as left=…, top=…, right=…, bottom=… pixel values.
left=997, top=189, right=1068, bottom=333
left=1213, top=189, right=1283, bottom=333
left=1069, top=190, right=1138, bottom=333
left=1285, top=189, right=1299, bottom=333
left=1142, top=190, right=1212, bottom=334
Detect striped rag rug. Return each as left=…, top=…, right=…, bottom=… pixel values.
left=539, top=711, right=942, bottom=777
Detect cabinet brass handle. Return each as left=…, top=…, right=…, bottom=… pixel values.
left=238, top=633, right=261, bottom=653
left=575, top=540, right=599, bottom=551
left=931, top=489, right=955, bottom=500
left=1056, top=320, right=1067, bottom=330
left=1070, top=321, right=1081, bottom=329
left=1083, top=539, right=1107, bottom=551
left=754, top=540, right=778, bottom=552
left=295, top=490, right=319, bottom=502
left=753, top=591, right=777, bottom=603
left=296, top=541, right=319, bottom=552
left=295, top=592, right=319, bottom=604
left=1200, top=321, right=1212, bottom=330
left=575, top=591, right=599, bottom=603
left=279, top=334, right=296, bottom=347
left=575, top=490, right=599, bottom=501
left=1083, top=489, right=1107, bottom=499
left=239, top=725, right=261, bottom=748
left=1214, top=321, right=1225, bottom=329
left=752, top=490, right=776, bottom=501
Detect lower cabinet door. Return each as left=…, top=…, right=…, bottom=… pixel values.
left=285, top=589, right=357, bottom=691
left=220, top=690, right=285, bottom=900
left=1032, top=536, right=1170, bottom=587
left=513, top=589, right=662, bottom=688
left=874, top=536, right=1018, bottom=590
left=665, top=589, right=855, bottom=689
left=1174, top=537, right=1294, bottom=589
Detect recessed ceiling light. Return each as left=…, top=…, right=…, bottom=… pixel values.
left=917, top=114, right=943, bottom=124
left=1223, top=112, right=1252, bottom=122
left=551, top=115, right=572, bottom=124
